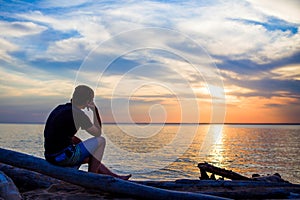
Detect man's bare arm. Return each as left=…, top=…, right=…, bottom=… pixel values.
left=86, top=101, right=102, bottom=136
left=86, top=125, right=101, bottom=136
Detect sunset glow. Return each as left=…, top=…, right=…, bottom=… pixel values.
left=0, top=0, right=299, bottom=124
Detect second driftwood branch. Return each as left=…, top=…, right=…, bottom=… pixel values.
left=198, top=162, right=288, bottom=183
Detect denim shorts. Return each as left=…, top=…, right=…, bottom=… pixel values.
left=46, top=143, right=91, bottom=167
left=77, top=142, right=91, bottom=163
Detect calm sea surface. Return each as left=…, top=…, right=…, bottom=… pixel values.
left=0, top=123, right=299, bottom=183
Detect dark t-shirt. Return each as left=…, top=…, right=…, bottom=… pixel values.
left=44, top=103, right=93, bottom=155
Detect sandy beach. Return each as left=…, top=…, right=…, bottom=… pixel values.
left=21, top=182, right=135, bottom=200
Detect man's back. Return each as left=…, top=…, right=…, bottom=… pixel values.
left=44, top=103, right=77, bottom=155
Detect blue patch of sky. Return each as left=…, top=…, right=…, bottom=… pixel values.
left=0, top=0, right=88, bottom=22
left=215, top=51, right=300, bottom=75
left=0, top=1, right=67, bottom=29
left=7, top=29, right=81, bottom=71
left=103, top=57, right=145, bottom=75
left=37, top=0, right=113, bottom=9
left=1, top=0, right=51, bottom=13
left=0, top=0, right=54, bottom=23
left=8, top=28, right=81, bottom=53
left=217, top=54, right=300, bottom=98
left=30, top=59, right=82, bottom=71
left=215, top=56, right=265, bottom=75
left=103, top=49, right=184, bottom=78
left=221, top=65, right=300, bottom=98
left=151, top=0, right=216, bottom=6
left=263, top=52, right=300, bottom=68
left=103, top=57, right=190, bottom=87
left=230, top=17, right=298, bottom=34
left=0, top=56, right=79, bottom=80
left=37, top=28, right=81, bottom=47
left=0, top=0, right=41, bottom=13
left=0, top=15, right=19, bottom=23
left=9, top=51, right=27, bottom=62
left=233, top=78, right=300, bottom=98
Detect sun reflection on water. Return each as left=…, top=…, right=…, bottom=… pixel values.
left=199, top=124, right=225, bottom=167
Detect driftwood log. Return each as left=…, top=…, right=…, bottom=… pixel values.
left=136, top=179, right=300, bottom=199
left=198, top=162, right=251, bottom=180
left=0, top=171, right=22, bottom=200
left=0, top=148, right=229, bottom=200
left=0, top=163, right=62, bottom=191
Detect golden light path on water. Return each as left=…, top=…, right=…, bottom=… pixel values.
left=209, top=125, right=225, bottom=167
left=199, top=124, right=225, bottom=167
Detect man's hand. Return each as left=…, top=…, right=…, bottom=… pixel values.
left=86, top=101, right=102, bottom=133
left=72, top=136, right=82, bottom=144
left=87, top=101, right=96, bottom=111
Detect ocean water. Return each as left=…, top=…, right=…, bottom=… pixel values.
left=0, top=123, right=299, bottom=183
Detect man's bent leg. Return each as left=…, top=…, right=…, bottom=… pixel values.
left=97, top=163, right=132, bottom=180
left=76, top=136, right=105, bottom=172
left=80, top=136, right=104, bottom=154
left=81, top=136, right=131, bottom=179
left=83, top=136, right=106, bottom=173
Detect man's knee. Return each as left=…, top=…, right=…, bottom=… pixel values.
left=96, top=136, right=106, bottom=146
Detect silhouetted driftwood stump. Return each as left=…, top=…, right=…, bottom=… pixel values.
left=198, top=162, right=251, bottom=180
left=197, top=162, right=290, bottom=183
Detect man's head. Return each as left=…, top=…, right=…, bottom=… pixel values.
left=72, top=85, right=94, bottom=106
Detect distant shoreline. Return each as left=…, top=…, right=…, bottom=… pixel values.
left=1, top=122, right=300, bottom=125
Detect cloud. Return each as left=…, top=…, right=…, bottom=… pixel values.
left=222, top=68, right=300, bottom=100
left=173, top=1, right=300, bottom=66
left=10, top=1, right=299, bottom=66
left=38, top=0, right=90, bottom=8
left=250, top=30, right=300, bottom=64
left=0, top=66, right=74, bottom=98
left=220, top=57, right=300, bottom=103
left=0, top=65, right=75, bottom=123
left=16, top=11, right=70, bottom=31
left=43, top=38, right=90, bottom=62
left=247, top=0, right=300, bottom=24
left=0, top=38, right=19, bottom=61
left=271, top=64, right=300, bottom=80
left=0, top=21, right=47, bottom=37
left=0, top=20, right=47, bottom=62
left=14, top=11, right=111, bottom=62
left=74, top=40, right=223, bottom=105
left=178, top=17, right=299, bottom=65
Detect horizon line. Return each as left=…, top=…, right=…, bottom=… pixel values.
left=1, top=122, right=300, bottom=125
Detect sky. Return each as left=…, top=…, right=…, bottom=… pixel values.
left=0, top=0, right=299, bottom=124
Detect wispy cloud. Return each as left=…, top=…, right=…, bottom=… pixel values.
left=0, top=68, right=73, bottom=98
left=271, top=64, right=300, bottom=80
left=0, top=21, right=47, bottom=37
left=0, top=38, right=19, bottom=61
left=247, top=0, right=300, bottom=23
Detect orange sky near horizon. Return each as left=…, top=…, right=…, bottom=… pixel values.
left=98, top=93, right=299, bottom=124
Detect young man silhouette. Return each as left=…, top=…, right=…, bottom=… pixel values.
left=44, top=85, right=131, bottom=180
